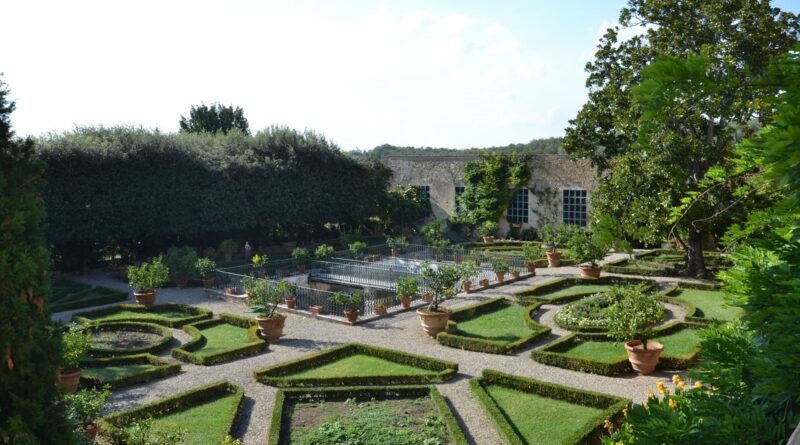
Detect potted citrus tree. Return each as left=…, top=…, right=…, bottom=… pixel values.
left=606, top=285, right=666, bottom=374
left=333, top=291, right=363, bottom=323
left=492, top=260, right=510, bottom=283
left=539, top=223, right=572, bottom=267
left=218, top=239, right=239, bottom=261
left=252, top=253, right=269, bottom=278
left=386, top=236, right=408, bottom=257
left=279, top=280, right=297, bottom=309
left=65, top=385, right=111, bottom=439
left=569, top=228, right=611, bottom=278
left=395, top=276, right=418, bottom=308
left=128, top=256, right=169, bottom=305
left=458, top=261, right=478, bottom=292
left=195, top=257, right=217, bottom=289
left=374, top=303, right=388, bottom=316
left=479, top=220, right=498, bottom=243
left=314, top=243, right=335, bottom=260
left=349, top=241, right=367, bottom=260
left=163, top=246, right=197, bottom=288
left=416, top=261, right=462, bottom=337
left=243, top=276, right=285, bottom=342
left=58, top=324, right=91, bottom=393
left=291, top=247, right=310, bottom=273
left=522, top=242, right=539, bottom=274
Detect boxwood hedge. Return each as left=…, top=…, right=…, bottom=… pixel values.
left=86, top=321, right=173, bottom=357
left=80, top=353, right=180, bottom=389
left=51, top=285, right=128, bottom=313
left=172, top=313, right=266, bottom=365
left=73, top=303, right=213, bottom=327
left=516, top=276, right=655, bottom=304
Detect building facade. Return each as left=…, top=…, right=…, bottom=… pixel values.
left=387, top=154, right=599, bottom=234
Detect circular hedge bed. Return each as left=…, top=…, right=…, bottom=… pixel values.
left=87, top=321, right=173, bottom=357
left=554, top=288, right=666, bottom=333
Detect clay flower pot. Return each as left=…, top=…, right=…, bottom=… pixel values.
left=462, top=281, right=472, bottom=292
left=202, top=277, right=215, bottom=289
left=511, top=271, right=521, bottom=279
left=624, top=340, right=664, bottom=375
left=224, top=286, right=237, bottom=295
left=479, top=278, right=489, bottom=287
left=374, top=305, right=388, bottom=316
left=256, top=315, right=286, bottom=342
left=422, top=294, right=433, bottom=303
left=285, top=299, right=296, bottom=309
left=399, top=297, right=411, bottom=309
left=495, top=273, right=505, bottom=283
left=309, top=305, right=323, bottom=315
left=84, top=422, right=99, bottom=440
left=526, top=262, right=537, bottom=274
left=546, top=251, right=562, bottom=267
left=57, top=368, right=81, bottom=393
left=579, top=265, right=602, bottom=278
left=416, top=309, right=450, bottom=337
left=344, top=309, right=359, bottom=323
left=133, top=290, right=156, bottom=305
left=482, top=236, right=495, bottom=243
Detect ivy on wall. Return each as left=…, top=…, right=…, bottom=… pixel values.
left=455, top=152, right=531, bottom=228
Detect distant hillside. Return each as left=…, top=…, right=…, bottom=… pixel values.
left=347, top=137, right=564, bottom=164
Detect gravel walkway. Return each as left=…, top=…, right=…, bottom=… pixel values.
left=53, top=252, right=713, bottom=445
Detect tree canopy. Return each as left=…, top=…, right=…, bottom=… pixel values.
left=179, top=102, right=250, bottom=136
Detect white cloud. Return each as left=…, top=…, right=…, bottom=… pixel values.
left=487, top=40, right=520, bottom=55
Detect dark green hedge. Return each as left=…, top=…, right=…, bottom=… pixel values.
left=80, top=353, right=180, bottom=389
left=98, top=380, right=243, bottom=439
left=87, top=321, right=173, bottom=357
left=436, top=297, right=551, bottom=354
left=172, top=313, right=266, bottom=365
left=267, top=385, right=468, bottom=445
left=37, top=127, right=391, bottom=268
left=73, top=303, right=213, bottom=327
left=516, top=276, right=655, bottom=304
left=471, top=369, right=629, bottom=445
left=51, top=279, right=92, bottom=301
left=254, top=342, right=458, bottom=387
left=50, top=285, right=128, bottom=313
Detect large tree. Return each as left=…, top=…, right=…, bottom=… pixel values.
left=564, top=0, right=799, bottom=276
left=179, top=102, right=250, bottom=135
left=0, top=77, right=76, bottom=444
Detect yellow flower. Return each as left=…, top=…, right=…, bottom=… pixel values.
left=616, top=442, right=624, bottom=445
left=647, top=389, right=655, bottom=399
left=657, top=382, right=666, bottom=393
left=643, top=402, right=649, bottom=410
left=623, top=407, right=628, bottom=417
left=604, top=419, right=613, bottom=430
left=672, top=374, right=681, bottom=384
left=677, top=381, right=686, bottom=390
left=694, top=381, right=703, bottom=389
left=663, top=388, right=670, bottom=397
left=669, top=398, right=678, bottom=410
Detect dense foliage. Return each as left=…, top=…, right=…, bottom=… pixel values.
left=456, top=152, right=531, bottom=229
left=37, top=126, right=391, bottom=269
left=0, top=77, right=77, bottom=443
left=179, top=103, right=250, bottom=136
left=348, top=137, right=564, bottom=164
left=381, top=186, right=431, bottom=232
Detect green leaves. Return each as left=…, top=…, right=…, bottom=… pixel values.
left=456, top=152, right=530, bottom=228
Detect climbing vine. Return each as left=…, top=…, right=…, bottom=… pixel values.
left=455, top=152, right=531, bottom=228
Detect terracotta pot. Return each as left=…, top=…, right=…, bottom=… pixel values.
left=298, top=264, right=307, bottom=273
left=309, top=305, right=323, bottom=314
left=57, top=368, right=81, bottom=393
left=391, top=249, right=400, bottom=257
left=285, top=299, right=296, bottom=309
left=624, top=340, right=664, bottom=375
left=526, top=262, right=536, bottom=274
left=416, top=309, right=450, bottom=337
left=495, top=273, right=505, bottom=283
left=374, top=305, right=387, bottom=316
left=546, top=251, right=562, bottom=267
left=174, top=277, right=189, bottom=289
left=399, top=297, right=411, bottom=309
left=482, top=236, right=495, bottom=243
left=344, top=309, right=359, bottom=323
left=462, top=281, right=472, bottom=292
left=133, top=290, right=156, bottom=305
left=579, top=265, right=602, bottom=278
left=202, top=277, right=215, bottom=289
left=224, top=286, right=237, bottom=295
left=84, top=421, right=99, bottom=440
left=511, top=271, right=520, bottom=279
left=422, top=294, right=433, bottom=303
left=256, top=315, right=285, bottom=342
left=479, top=279, right=489, bottom=287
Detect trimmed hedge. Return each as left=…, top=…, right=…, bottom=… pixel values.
left=172, top=313, right=266, bottom=365
left=51, top=285, right=128, bottom=313
left=470, top=369, right=629, bottom=445
left=72, top=303, right=213, bottom=327
left=604, top=250, right=731, bottom=277
left=51, top=279, right=92, bottom=301
left=80, top=353, right=180, bottom=389
left=98, top=380, right=243, bottom=440
left=87, top=321, right=173, bottom=357
left=516, top=276, right=655, bottom=304
left=254, top=342, right=458, bottom=387
left=530, top=322, right=705, bottom=375
left=660, top=282, right=729, bottom=324
left=267, top=385, right=468, bottom=445
left=436, top=297, right=551, bottom=354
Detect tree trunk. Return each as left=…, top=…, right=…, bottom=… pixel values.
left=685, top=230, right=707, bottom=277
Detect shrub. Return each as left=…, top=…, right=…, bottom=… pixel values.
left=422, top=220, right=446, bottom=245
left=349, top=241, right=367, bottom=256
left=332, top=291, right=363, bottom=310
left=202, top=247, right=216, bottom=259
left=62, top=324, right=91, bottom=369
left=479, top=220, right=499, bottom=237
left=127, top=257, right=170, bottom=292
left=243, top=276, right=282, bottom=319
left=522, top=243, right=540, bottom=263
left=162, top=246, right=198, bottom=281
left=251, top=253, right=268, bottom=269
left=195, top=257, right=216, bottom=279
left=606, top=285, right=665, bottom=349
left=107, top=417, right=186, bottom=445
left=492, top=260, right=510, bottom=275
left=218, top=239, right=239, bottom=259
left=314, top=243, right=335, bottom=260
left=65, top=385, right=111, bottom=428
left=385, top=235, right=409, bottom=250
left=395, top=276, right=419, bottom=300
left=539, top=223, right=579, bottom=253
left=291, top=247, right=310, bottom=266
left=569, top=228, right=611, bottom=267
left=420, top=261, right=462, bottom=312
left=278, top=280, right=297, bottom=302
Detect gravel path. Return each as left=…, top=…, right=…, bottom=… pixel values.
left=54, top=252, right=713, bottom=445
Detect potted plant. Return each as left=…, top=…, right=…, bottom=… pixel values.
left=606, top=285, right=666, bottom=374
left=395, top=276, right=418, bottom=309
left=127, top=256, right=169, bottom=305
left=309, top=304, right=324, bottom=314
left=280, top=280, right=297, bottom=309
left=492, top=260, right=510, bottom=283
left=243, top=276, right=285, bottom=342
left=252, top=253, right=269, bottom=278
left=374, top=304, right=388, bottom=316
left=218, top=239, right=239, bottom=261
left=458, top=261, right=478, bottom=292
left=539, top=224, right=572, bottom=267
left=522, top=243, right=539, bottom=274
left=349, top=241, right=367, bottom=259
left=291, top=247, right=310, bottom=273
left=333, top=291, right=363, bottom=323
left=569, top=228, right=611, bottom=278
left=416, top=261, right=462, bottom=337
left=315, top=243, right=335, bottom=260
left=479, top=277, right=490, bottom=287
left=65, top=385, right=111, bottom=439
left=163, top=246, right=198, bottom=288
left=58, top=324, right=91, bottom=393
left=511, top=267, right=521, bottom=279
left=386, top=235, right=408, bottom=257
left=195, top=257, right=217, bottom=288
left=431, top=238, right=450, bottom=261
left=479, top=220, right=498, bottom=243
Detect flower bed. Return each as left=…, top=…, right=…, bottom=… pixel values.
left=172, top=313, right=266, bottom=365
left=554, top=291, right=666, bottom=333
left=80, top=353, right=180, bottom=389
left=86, top=321, right=173, bottom=357
left=73, top=303, right=213, bottom=327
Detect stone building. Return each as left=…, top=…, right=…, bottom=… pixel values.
left=387, top=154, right=599, bottom=234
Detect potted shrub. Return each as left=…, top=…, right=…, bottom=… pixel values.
left=163, top=246, right=198, bottom=288
left=252, top=253, right=269, bottom=278
left=127, top=256, right=169, bottom=305
left=243, top=276, right=285, bottom=342
left=539, top=224, right=572, bottom=267
left=333, top=291, right=363, bottom=324
left=396, top=276, right=418, bottom=308
left=315, top=243, right=335, bottom=260
left=458, top=261, right=478, bottom=292
left=569, top=228, right=611, bottom=278
left=522, top=243, right=539, bottom=274
left=416, top=261, right=462, bottom=337
left=65, top=385, right=111, bottom=439
left=219, top=239, right=239, bottom=261
left=280, top=280, right=297, bottom=309
left=606, top=285, right=666, bottom=374
left=479, top=277, right=490, bottom=287
left=195, top=257, right=217, bottom=289
left=386, top=236, right=408, bottom=257
left=492, top=260, right=510, bottom=283
left=479, top=220, right=498, bottom=243
left=374, top=304, right=388, bottom=316
left=291, top=247, right=310, bottom=273
left=309, top=304, right=324, bottom=314
left=58, top=324, right=91, bottom=393
left=511, top=267, right=521, bottom=279
left=349, top=241, right=367, bottom=259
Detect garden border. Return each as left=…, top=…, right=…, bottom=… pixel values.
left=253, top=342, right=458, bottom=387
left=172, top=313, right=267, bottom=365
left=515, top=276, right=655, bottom=304
left=80, top=353, right=181, bottom=389
left=87, top=321, right=173, bottom=357
left=73, top=303, right=213, bottom=327
left=266, top=385, right=468, bottom=445
left=51, top=285, right=128, bottom=313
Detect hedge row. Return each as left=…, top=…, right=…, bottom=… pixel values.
left=172, top=313, right=266, bottom=365
left=98, top=380, right=243, bottom=440
left=80, top=353, right=180, bottom=389
left=531, top=322, right=704, bottom=375
left=436, top=298, right=551, bottom=354
left=50, top=285, right=128, bottom=313
left=603, top=259, right=681, bottom=277
left=51, top=279, right=92, bottom=301
left=470, top=369, right=629, bottom=445
left=267, top=385, right=468, bottom=445
left=86, top=321, right=173, bottom=357
left=73, top=303, right=213, bottom=327
left=516, top=276, right=655, bottom=304
left=253, top=342, right=458, bottom=387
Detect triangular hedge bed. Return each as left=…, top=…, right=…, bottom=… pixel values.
left=80, top=353, right=180, bottom=389
left=172, top=313, right=267, bottom=365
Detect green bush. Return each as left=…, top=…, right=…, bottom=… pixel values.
left=492, top=260, right=510, bottom=274
left=479, top=220, right=499, bottom=237
left=291, top=247, right=310, bottom=266
left=385, top=235, right=408, bottom=250
left=162, top=246, right=198, bottom=282
left=332, top=291, right=363, bottom=310
left=314, top=243, right=334, bottom=260
left=65, top=385, right=111, bottom=429
left=195, top=257, right=216, bottom=279
left=395, top=276, right=419, bottom=300
left=539, top=223, right=580, bottom=253
left=606, top=285, right=665, bottom=348
left=127, top=257, right=170, bottom=292
left=348, top=241, right=367, bottom=256
left=218, top=239, right=239, bottom=259
left=62, top=324, right=92, bottom=369
left=568, top=228, right=611, bottom=267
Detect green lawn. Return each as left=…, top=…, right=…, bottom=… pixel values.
left=484, top=384, right=604, bottom=445
left=559, top=328, right=702, bottom=362
left=675, top=289, right=744, bottom=321
left=87, top=310, right=191, bottom=323
left=150, top=393, right=239, bottom=445
left=82, top=364, right=155, bottom=382
left=536, top=284, right=614, bottom=301
left=454, top=305, right=533, bottom=343
left=192, top=324, right=252, bottom=357
left=285, top=354, right=437, bottom=380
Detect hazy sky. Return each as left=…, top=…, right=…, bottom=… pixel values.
left=3, top=1, right=797, bottom=150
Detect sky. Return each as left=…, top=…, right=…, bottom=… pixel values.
left=2, top=0, right=798, bottom=150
